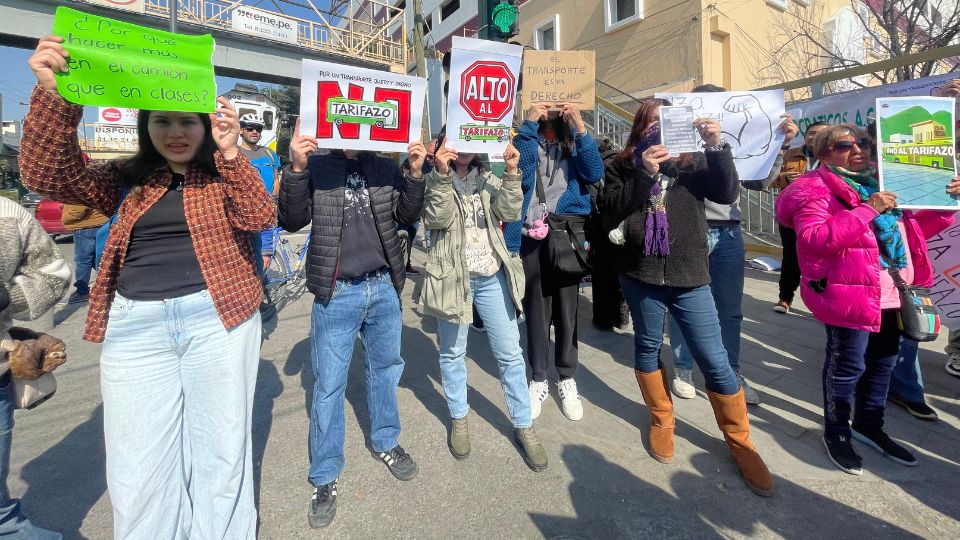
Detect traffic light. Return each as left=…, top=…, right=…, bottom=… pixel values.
left=482, top=0, right=519, bottom=41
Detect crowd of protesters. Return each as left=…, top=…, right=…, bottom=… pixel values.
left=2, top=32, right=959, bottom=538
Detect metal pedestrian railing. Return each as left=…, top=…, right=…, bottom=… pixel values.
left=92, top=0, right=409, bottom=69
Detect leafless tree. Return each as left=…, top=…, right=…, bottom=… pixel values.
left=761, top=0, right=960, bottom=94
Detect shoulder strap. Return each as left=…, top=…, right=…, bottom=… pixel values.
left=879, top=251, right=908, bottom=288
left=534, top=165, right=547, bottom=210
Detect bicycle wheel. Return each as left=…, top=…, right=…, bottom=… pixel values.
left=262, top=245, right=291, bottom=307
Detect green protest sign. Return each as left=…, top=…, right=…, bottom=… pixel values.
left=52, top=6, right=216, bottom=112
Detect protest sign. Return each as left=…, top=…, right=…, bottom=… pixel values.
left=446, top=36, right=523, bottom=154
left=877, top=97, right=958, bottom=209
left=52, top=7, right=216, bottom=112
left=521, top=50, right=595, bottom=110
left=299, top=59, right=427, bottom=153
left=656, top=89, right=786, bottom=180
left=87, top=0, right=145, bottom=13
left=659, top=106, right=699, bottom=154
left=922, top=220, right=960, bottom=330
left=789, top=73, right=959, bottom=147
left=231, top=6, right=298, bottom=45
left=97, top=107, right=138, bottom=125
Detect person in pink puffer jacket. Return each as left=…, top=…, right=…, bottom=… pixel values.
left=776, top=123, right=960, bottom=477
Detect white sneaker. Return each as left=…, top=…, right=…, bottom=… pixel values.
left=557, top=378, right=584, bottom=421
left=528, top=380, right=549, bottom=420
left=671, top=368, right=696, bottom=399
left=736, top=371, right=761, bottom=405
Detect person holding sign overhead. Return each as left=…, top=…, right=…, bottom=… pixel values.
left=420, top=133, right=548, bottom=471
left=507, top=102, right=604, bottom=423
left=21, top=35, right=276, bottom=539
left=776, top=123, right=960, bottom=475
left=279, top=121, right=426, bottom=530
left=598, top=98, right=774, bottom=497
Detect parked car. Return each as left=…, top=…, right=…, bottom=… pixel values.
left=20, top=191, right=42, bottom=208
left=35, top=198, right=69, bottom=238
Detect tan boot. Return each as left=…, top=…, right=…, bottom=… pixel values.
left=707, top=389, right=775, bottom=497
left=634, top=369, right=675, bottom=463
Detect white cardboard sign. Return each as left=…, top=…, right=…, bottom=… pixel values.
left=656, top=90, right=786, bottom=181
left=231, top=6, right=299, bottom=45
left=446, top=37, right=523, bottom=154
left=299, top=59, right=427, bottom=153
left=923, top=218, right=960, bottom=330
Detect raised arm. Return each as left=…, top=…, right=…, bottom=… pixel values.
left=489, top=142, right=523, bottom=222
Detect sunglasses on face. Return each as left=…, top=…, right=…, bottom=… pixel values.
left=830, top=138, right=871, bottom=152
left=243, top=126, right=263, bottom=133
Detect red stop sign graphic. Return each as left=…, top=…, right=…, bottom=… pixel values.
left=459, top=61, right=516, bottom=123
left=101, top=108, right=122, bottom=123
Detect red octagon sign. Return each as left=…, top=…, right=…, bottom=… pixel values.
left=459, top=61, right=516, bottom=123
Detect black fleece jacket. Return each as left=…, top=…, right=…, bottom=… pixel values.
left=598, top=146, right=739, bottom=288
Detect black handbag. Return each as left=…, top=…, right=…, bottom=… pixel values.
left=534, top=165, right=591, bottom=284
left=882, top=255, right=941, bottom=342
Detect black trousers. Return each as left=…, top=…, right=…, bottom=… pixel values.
left=778, top=223, right=801, bottom=303
left=589, top=240, right=629, bottom=329
left=521, top=236, right=580, bottom=382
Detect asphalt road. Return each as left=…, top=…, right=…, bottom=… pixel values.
left=7, top=235, right=960, bottom=539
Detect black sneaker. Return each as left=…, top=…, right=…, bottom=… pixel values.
left=888, top=395, right=939, bottom=421
left=307, top=480, right=337, bottom=529
left=371, top=444, right=418, bottom=481
left=822, top=433, right=863, bottom=475
left=851, top=426, right=918, bottom=467
left=57, top=290, right=88, bottom=305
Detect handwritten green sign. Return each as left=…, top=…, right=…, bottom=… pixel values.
left=52, top=6, right=216, bottom=112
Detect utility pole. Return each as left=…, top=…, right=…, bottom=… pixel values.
left=170, top=0, right=178, bottom=32
left=412, top=0, right=430, bottom=142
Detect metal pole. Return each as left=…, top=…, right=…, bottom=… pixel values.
left=412, top=0, right=429, bottom=142
left=170, top=0, right=178, bottom=33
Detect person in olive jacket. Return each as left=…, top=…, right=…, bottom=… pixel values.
left=419, top=133, right=548, bottom=472
left=278, top=121, right=427, bottom=529
left=598, top=98, right=774, bottom=497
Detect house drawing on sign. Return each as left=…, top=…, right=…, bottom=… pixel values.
left=912, top=120, right=947, bottom=143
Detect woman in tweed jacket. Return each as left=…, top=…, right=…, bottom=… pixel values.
left=20, top=36, right=275, bottom=538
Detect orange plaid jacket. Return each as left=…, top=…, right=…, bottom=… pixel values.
left=19, top=87, right=276, bottom=342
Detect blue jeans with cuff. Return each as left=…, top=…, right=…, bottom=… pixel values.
left=888, top=337, right=925, bottom=403
left=620, top=275, right=740, bottom=395
left=670, top=223, right=744, bottom=373
left=436, top=270, right=531, bottom=429
left=308, top=270, right=404, bottom=487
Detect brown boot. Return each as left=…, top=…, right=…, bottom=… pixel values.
left=634, top=369, right=675, bottom=463
left=707, top=389, right=775, bottom=497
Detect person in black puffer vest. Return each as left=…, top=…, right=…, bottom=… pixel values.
left=279, top=123, right=427, bottom=529
left=587, top=137, right=630, bottom=332
left=599, top=98, right=774, bottom=497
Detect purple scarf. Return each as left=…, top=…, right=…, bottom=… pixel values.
left=633, top=124, right=670, bottom=256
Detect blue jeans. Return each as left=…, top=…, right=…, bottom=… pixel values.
left=822, top=310, right=900, bottom=437
left=72, top=226, right=98, bottom=294
left=888, top=337, right=925, bottom=403
left=670, top=224, right=744, bottom=372
left=0, top=375, right=61, bottom=539
left=436, top=270, right=531, bottom=429
left=309, top=270, right=404, bottom=486
left=620, top=275, right=741, bottom=395
left=100, top=290, right=261, bottom=539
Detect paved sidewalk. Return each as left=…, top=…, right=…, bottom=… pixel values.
left=7, top=242, right=960, bottom=539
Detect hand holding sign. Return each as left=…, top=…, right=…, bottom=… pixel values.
left=695, top=117, right=722, bottom=147
left=434, top=139, right=459, bottom=176
left=780, top=114, right=800, bottom=146
left=641, top=145, right=670, bottom=176
left=28, top=35, right=70, bottom=97
left=527, top=103, right=549, bottom=122
left=210, top=97, right=240, bottom=160
left=407, top=139, right=428, bottom=177
left=560, top=103, right=586, bottom=134
left=290, top=118, right=319, bottom=173
left=503, top=142, right=520, bottom=175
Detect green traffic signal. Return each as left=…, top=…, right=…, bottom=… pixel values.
left=491, top=1, right=518, bottom=36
